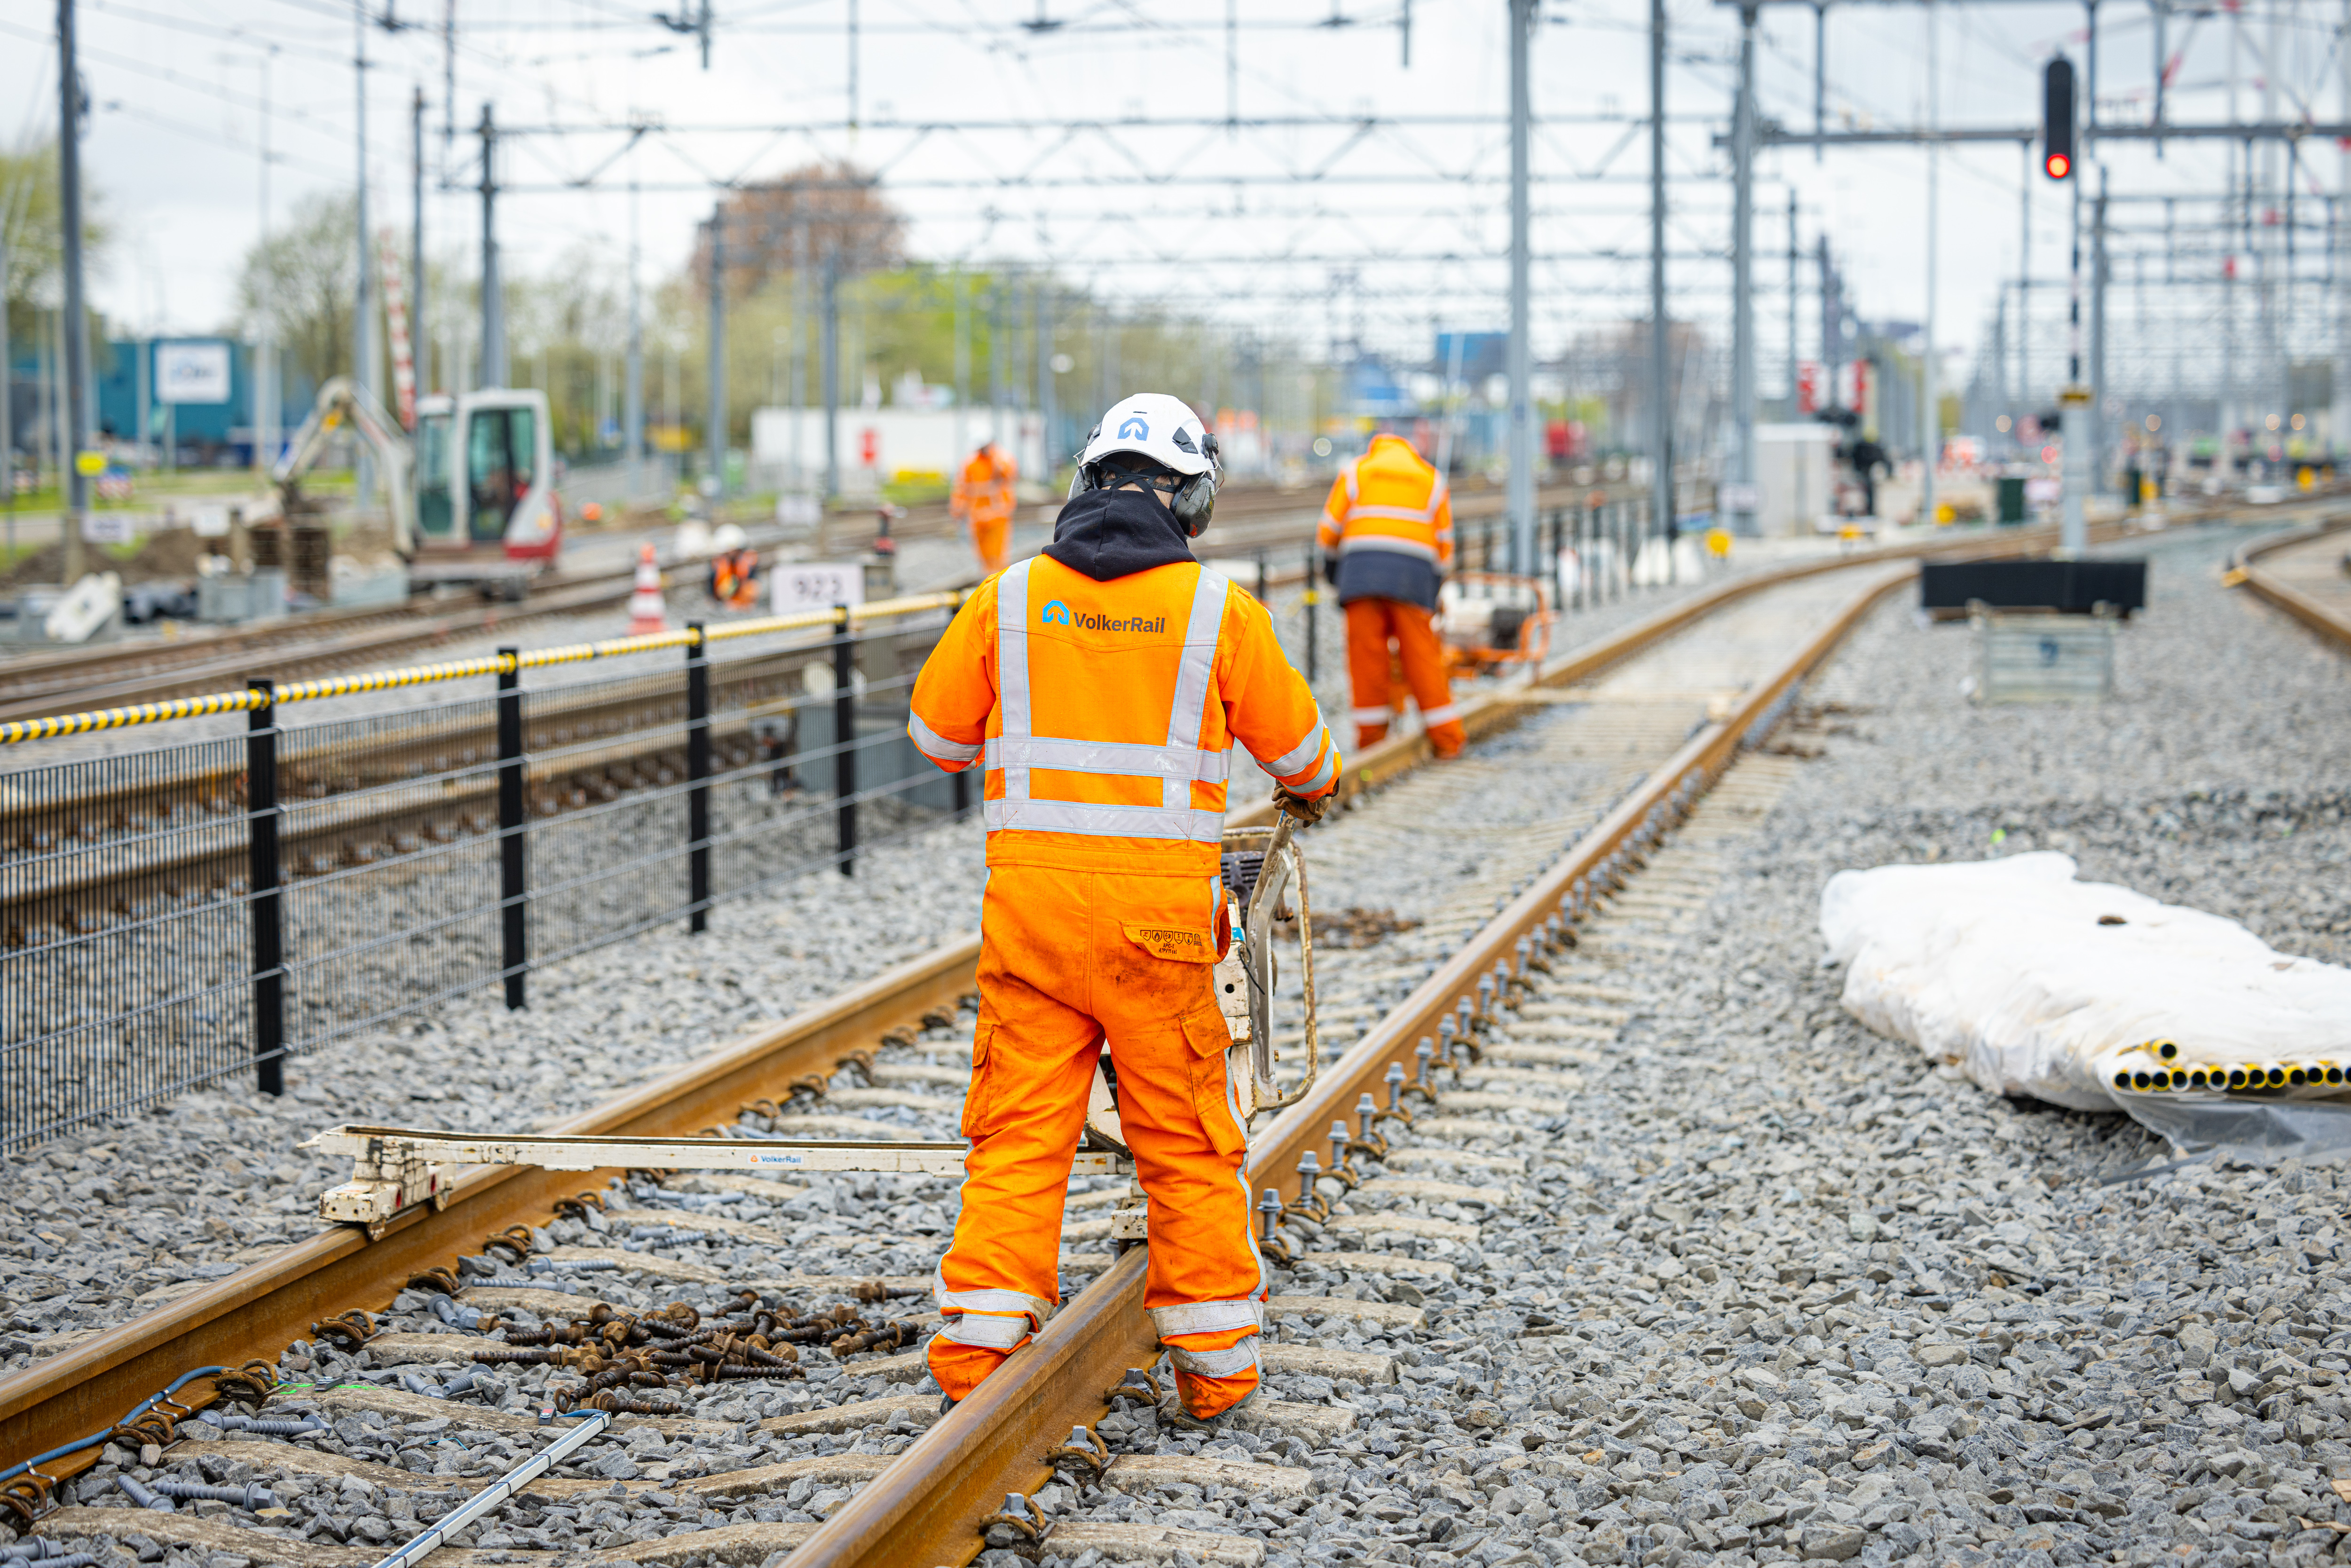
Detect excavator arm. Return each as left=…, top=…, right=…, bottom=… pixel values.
left=268, top=375, right=418, bottom=558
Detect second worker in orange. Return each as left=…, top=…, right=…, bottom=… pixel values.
left=907, top=393, right=1341, bottom=1429
left=1317, top=431, right=1465, bottom=758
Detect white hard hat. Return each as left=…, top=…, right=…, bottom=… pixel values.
left=711, top=522, right=748, bottom=552
left=1071, top=392, right=1223, bottom=536
left=1076, top=393, right=1217, bottom=480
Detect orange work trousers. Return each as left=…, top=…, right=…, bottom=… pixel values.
left=970, top=513, right=1012, bottom=575
left=927, top=867, right=1264, bottom=1419
left=1344, top=596, right=1465, bottom=757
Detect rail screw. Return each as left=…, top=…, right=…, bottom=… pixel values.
left=1258, top=1188, right=1285, bottom=1244
left=153, top=1481, right=278, bottom=1512
left=1295, top=1150, right=1322, bottom=1207
left=1329, top=1121, right=1352, bottom=1176
left=1416, top=1039, right=1436, bottom=1083
left=1457, top=996, right=1475, bottom=1037
left=1356, top=1092, right=1380, bottom=1142
left=1384, top=1062, right=1407, bottom=1109
left=115, top=1477, right=173, bottom=1513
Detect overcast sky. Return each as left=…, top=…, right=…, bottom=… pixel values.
left=3, top=0, right=2340, bottom=399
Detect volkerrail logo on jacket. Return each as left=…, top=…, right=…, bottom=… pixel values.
left=1040, top=600, right=1168, bottom=634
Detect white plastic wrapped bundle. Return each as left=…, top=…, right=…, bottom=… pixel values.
left=1819, top=854, right=2351, bottom=1146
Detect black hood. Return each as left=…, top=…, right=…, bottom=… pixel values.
left=1042, top=487, right=1195, bottom=582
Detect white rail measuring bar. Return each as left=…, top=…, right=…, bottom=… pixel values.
left=302, top=1125, right=1128, bottom=1232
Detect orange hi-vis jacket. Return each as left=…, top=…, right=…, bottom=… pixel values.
left=906, top=556, right=1341, bottom=877
left=952, top=444, right=1019, bottom=530
left=1316, top=434, right=1453, bottom=607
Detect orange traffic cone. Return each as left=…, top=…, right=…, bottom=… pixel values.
left=627, top=543, right=667, bottom=634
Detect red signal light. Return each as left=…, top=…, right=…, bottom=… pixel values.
left=2045, top=152, right=2070, bottom=179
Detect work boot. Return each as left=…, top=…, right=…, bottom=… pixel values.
left=1166, top=1383, right=1261, bottom=1434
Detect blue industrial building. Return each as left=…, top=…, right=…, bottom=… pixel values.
left=6, top=339, right=308, bottom=468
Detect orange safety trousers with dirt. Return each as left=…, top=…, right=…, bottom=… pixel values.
left=1318, top=437, right=1463, bottom=756
left=1343, top=598, right=1464, bottom=757
left=905, top=554, right=1341, bottom=1418
left=952, top=445, right=1019, bottom=575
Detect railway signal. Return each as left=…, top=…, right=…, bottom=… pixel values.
left=2043, top=56, right=2077, bottom=180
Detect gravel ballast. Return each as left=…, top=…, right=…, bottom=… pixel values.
left=17, top=518, right=2347, bottom=1568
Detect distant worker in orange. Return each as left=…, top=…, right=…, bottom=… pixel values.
left=906, top=393, right=1341, bottom=1430
left=1317, top=432, right=1464, bottom=758
left=951, top=440, right=1020, bottom=575
left=706, top=523, right=760, bottom=610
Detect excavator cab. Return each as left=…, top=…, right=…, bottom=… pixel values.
left=412, top=390, right=562, bottom=562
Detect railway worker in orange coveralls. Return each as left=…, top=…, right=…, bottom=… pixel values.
left=1317, top=432, right=1466, bottom=758
left=905, top=392, right=1341, bottom=1428
left=951, top=441, right=1020, bottom=575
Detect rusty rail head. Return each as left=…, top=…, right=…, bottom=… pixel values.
left=789, top=1249, right=1159, bottom=1567
left=0, top=933, right=981, bottom=1473
left=2229, top=512, right=2351, bottom=652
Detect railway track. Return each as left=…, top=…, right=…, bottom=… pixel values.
left=0, top=479, right=1594, bottom=730
left=2230, top=513, right=2351, bottom=651
left=0, top=501, right=2278, bottom=1565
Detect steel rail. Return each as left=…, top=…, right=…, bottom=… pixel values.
left=0, top=498, right=2263, bottom=1504
left=787, top=559, right=1921, bottom=1568
left=0, top=941, right=978, bottom=1473
left=0, top=522, right=1911, bottom=1484
left=777, top=493, right=2312, bottom=1565
left=2228, top=512, right=2351, bottom=652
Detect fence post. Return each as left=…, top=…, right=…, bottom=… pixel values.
left=1302, top=542, right=1318, bottom=685
left=1612, top=503, right=1623, bottom=598
left=496, top=646, right=527, bottom=1010
left=1255, top=550, right=1268, bottom=601
left=245, top=679, right=284, bottom=1096
left=686, top=623, right=711, bottom=933
left=833, top=606, right=857, bottom=876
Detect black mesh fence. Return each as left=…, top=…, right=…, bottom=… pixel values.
left=0, top=611, right=956, bottom=1151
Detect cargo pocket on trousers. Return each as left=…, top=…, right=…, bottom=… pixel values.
left=1181, top=1007, right=1246, bottom=1160
left=960, top=1021, right=999, bottom=1140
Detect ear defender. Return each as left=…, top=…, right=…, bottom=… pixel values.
left=1174, top=431, right=1223, bottom=537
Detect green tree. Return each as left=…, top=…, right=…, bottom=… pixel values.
left=230, top=189, right=356, bottom=394
left=1, top=134, right=110, bottom=356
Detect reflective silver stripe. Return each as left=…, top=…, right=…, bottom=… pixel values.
left=984, top=735, right=1227, bottom=783
left=1168, top=1340, right=1261, bottom=1379
left=985, top=798, right=1226, bottom=843
left=1163, top=570, right=1230, bottom=812
left=1346, top=502, right=1446, bottom=525
left=1349, top=705, right=1393, bottom=725
left=995, top=560, right=1035, bottom=803
left=1335, top=536, right=1441, bottom=564
left=933, top=1314, right=1034, bottom=1350
left=1427, top=476, right=1450, bottom=516
left=908, top=711, right=981, bottom=764
left=934, top=1261, right=1051, bottom=1324
left=1264, top=710, right=1330, bottom=778
left=1342, top=463, right=1359, bottom=504
left=1420, top=702, right=1465, bottom=727
left=937, top=1289, right=1049, bottom=1319
left=1151, top=1300, right=1264, bottom=1337
left=1290, top=745, right=1340, bottom=796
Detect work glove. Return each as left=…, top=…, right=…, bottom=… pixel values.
left=1274, top=787, right=1333, bottom=827
left=1321, top=552, right=1341, bottom=586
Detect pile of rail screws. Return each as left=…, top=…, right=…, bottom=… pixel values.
left=476, top=1287, right=931, bottom=1415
